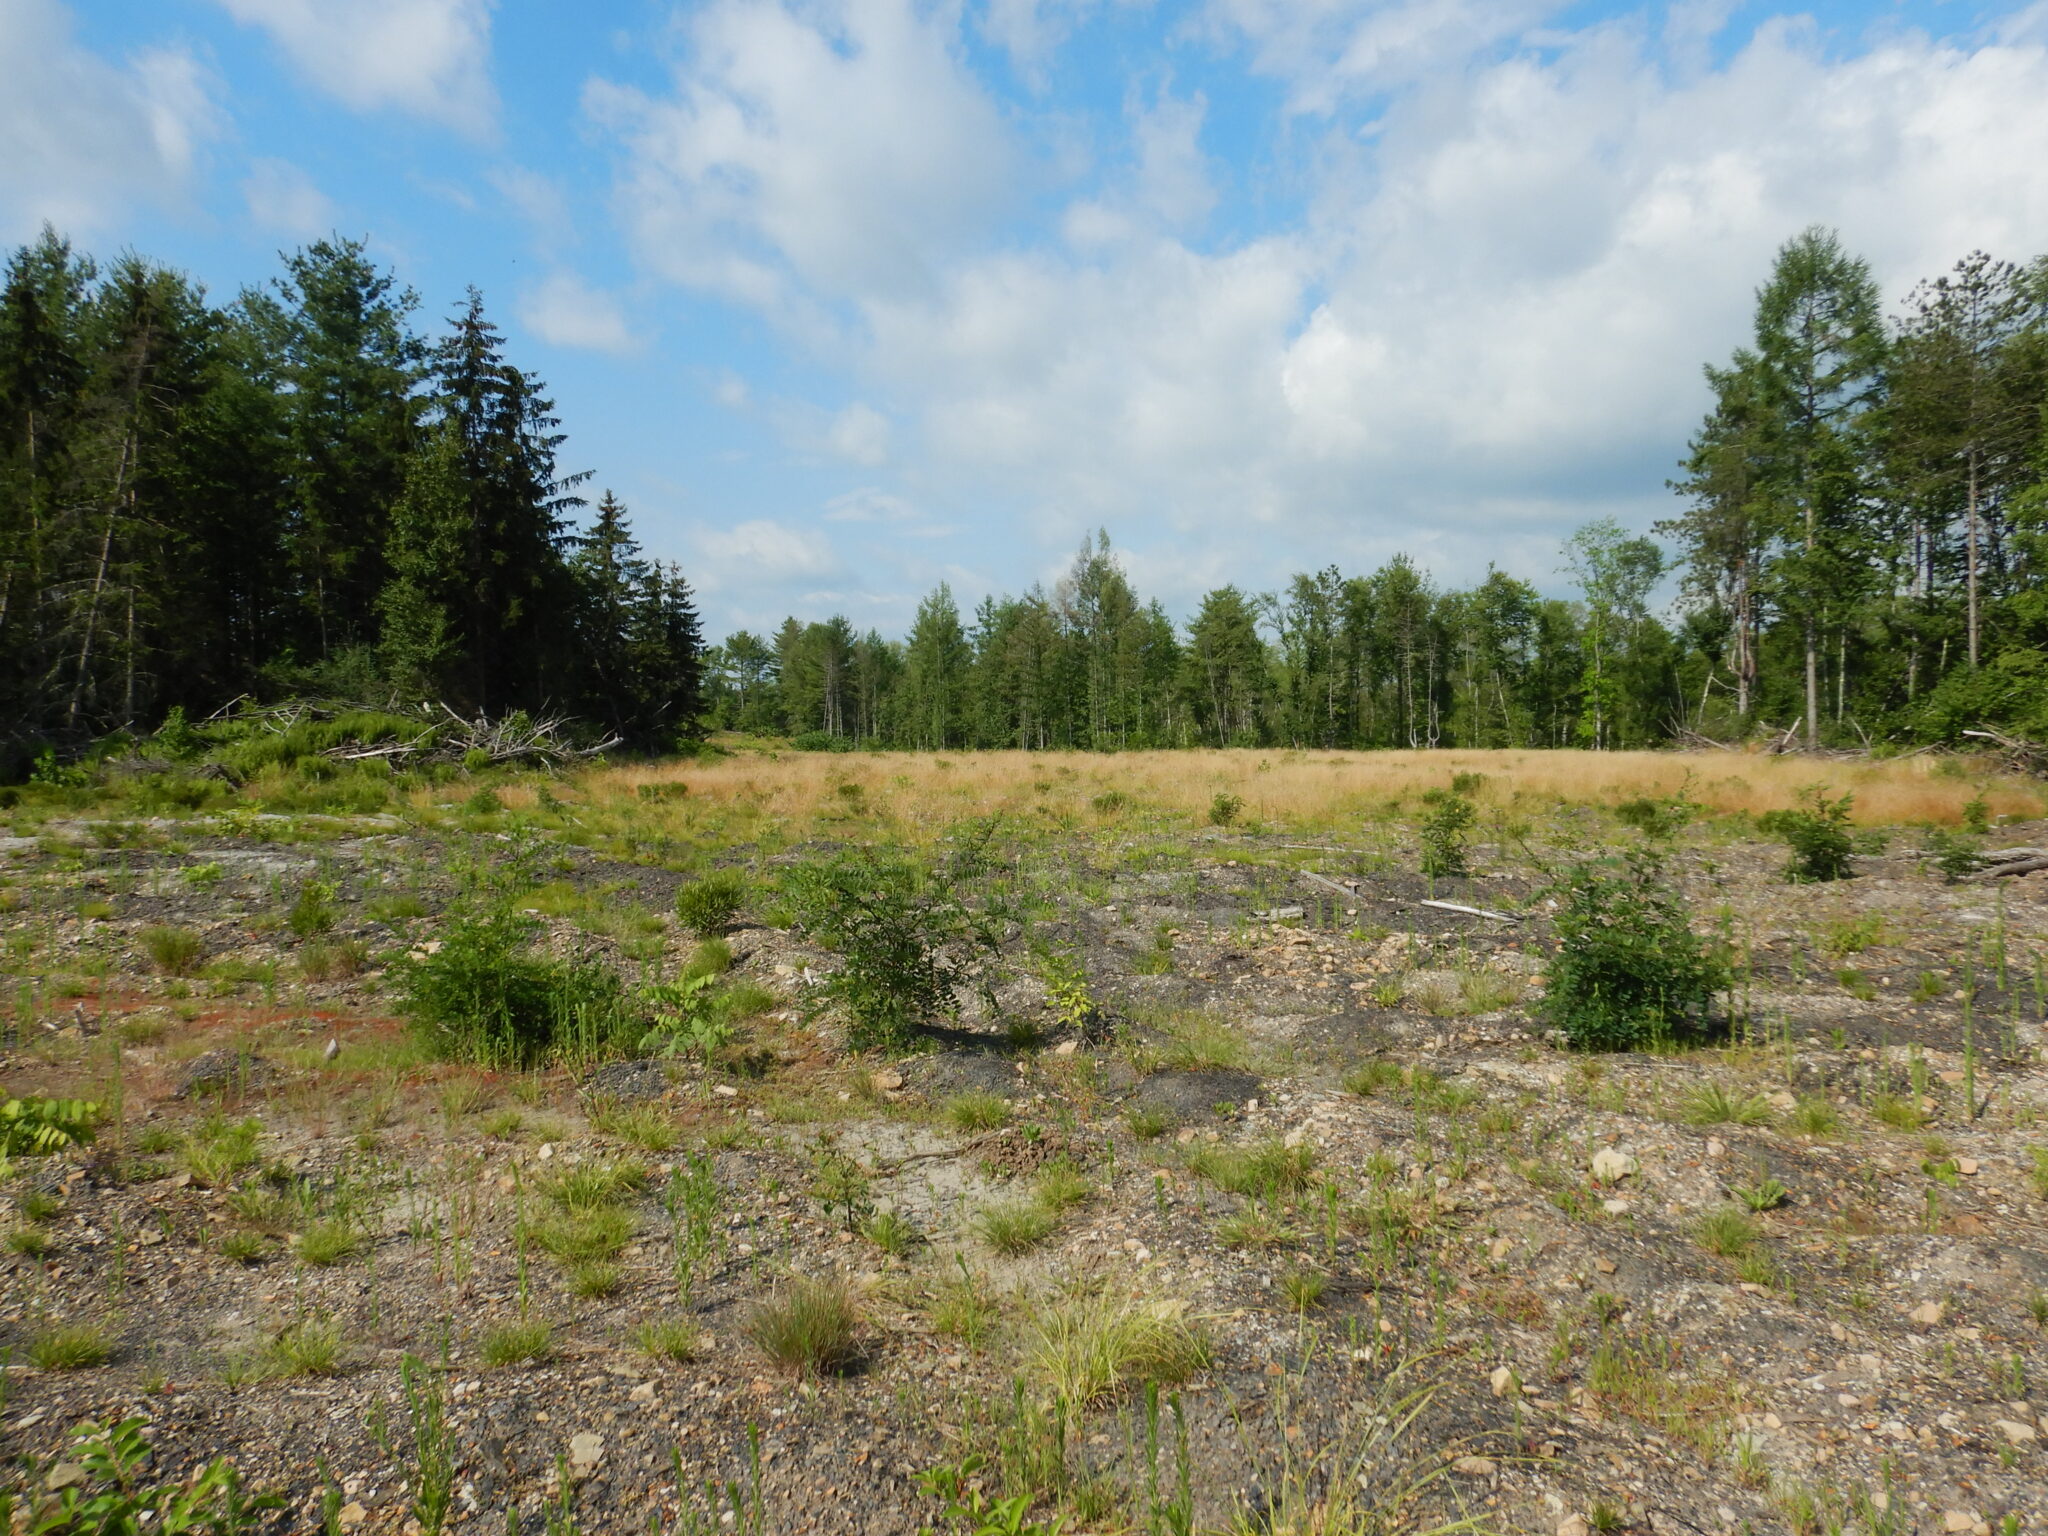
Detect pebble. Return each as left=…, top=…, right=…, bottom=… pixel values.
left=1909, top=1300, right=1945, bottom=1327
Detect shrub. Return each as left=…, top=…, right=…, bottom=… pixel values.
left=1757, top=788, right=1855, bottom=883
left=1924, top=827, right=1983, bottom=883
left=1, top=1096, right=99, bottom=1157
left=398, top=907, right=633, bottom=1067
left=785, top=849, right=993, bottom=1053
left=744, top=1274, right=860, bottom=1375
left=676, top=869, right=750, bottom=934
left=1419, top=791, right=1477, bottom=877
left=1614, top=794, right=1693, bottom=841
left=141, top=926, right=205, bottom=977
left=1208, top=793, right=1244, bottom=827
left=287, top=879, right=338, bottom=938
left=1542, top=850, right=1729, bottom=1051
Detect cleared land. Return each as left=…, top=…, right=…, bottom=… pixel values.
left=3, top=745, right=2048, bottom=1534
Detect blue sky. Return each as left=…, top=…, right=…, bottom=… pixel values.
left=8, top=0, right=2048, bottom=641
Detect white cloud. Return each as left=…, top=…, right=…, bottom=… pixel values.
left=516, top=270, right=639, bottom=355
left=585, top=0, right=1016, bottom=316
left=212, top=0, right=497, bottom=137
left=824, top=487, right=920, bottom=522
left=604, top=2, right=2048, bottom=614
left=241, top=157, right=335, bottom=239
left=0, top=0, right=221, bottom=242
left=827, top=403, right=891, bottom=466
left=695, top=518, right=841, bottom=582
left=489, top=163, right=572, bottom=249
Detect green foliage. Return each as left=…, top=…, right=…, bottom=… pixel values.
left=785, top=848, right=993, bottom=1053
left=675, top=869, right=749, bottom=934
left=140, top=925, right=204, bottom=976
left=1757, top=788, right=1855, bottom=883
left=397, top=906, right=633, bottom=1067
left=1542, top=850, right=1729, bottom=1050
left=0, top=1096, right=99, bottom=1157
left=288, top=878, right=339, bottom=938
left=742, top=1273, right=860, bottom=1376
left=1207, top=793, right=1244, bottom=827
left=9, top=1416, right=283, bottom=1533
left=1418, top=791, right=1476, bottom=877
left=1925, top=827, right=1983, bottom=882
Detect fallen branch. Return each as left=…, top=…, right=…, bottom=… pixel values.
left=1295, top=868, right=1520, bottom=922
left=1972, top=846, right=2048, bottom=879
left=1962, top=727, right=2048, bottom=776
left=1416, top=898, right=1522, bottom=923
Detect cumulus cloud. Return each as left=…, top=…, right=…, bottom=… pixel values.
left=601, top=1, right=2048, bottom=613
left=212, top=0, right=497, bottom=137
left=241, top=157, right=335, bottom=239
left=695, top=518, right=841, bottom=582
left=0, top=0, right=220, bottom=242
left=516, top=270, right=639, bottom=355
left=584, top=0, right=1016, bottom=316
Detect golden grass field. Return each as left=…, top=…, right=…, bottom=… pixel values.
left=548, top=745, right=2046, bottom=836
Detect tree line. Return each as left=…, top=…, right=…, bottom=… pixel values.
left=712, top=230, right=2048, bottom=752
left=0, top=229, right=701, bottom=773
left=5, top=224, right=2046, bottom=767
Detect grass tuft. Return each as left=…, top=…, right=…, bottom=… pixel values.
left=743, top=1273, right=861, bottom=1376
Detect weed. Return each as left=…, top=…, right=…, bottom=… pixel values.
left=528, top=1206, right=633, bottom=1265
left=947, top=1092, right=1013, bottom=1133
left=398, top=907, right=634, bottom=1068
left=929, top=1260, right=1001, bottom=1349
left=218, top=1230, right=269, bottom=1265
left=1758, top=788, right=1855, bottom=883
left=140, top=925, right=205, bottom=977
left=743, top=1273, right=861, bottom=1376
left=1789, top=1097, right=1840, bottom=1135
left=482, top=1319, right=554, bottom=1366
left=1209, top=793, right=1244, bottom=827
left=1, top=1095, right=99, bottom=1157
left=811, top=1150, right=874, bottom=1231
left=181, top=1115, right=261, bottom=1189
left=1419, top=792, right=1476, bottom=878
left=288, top=878, right=339, bottom=938
left=1185, top=1139, right=1315, bottom=1200
left=1731, top=1176, right=1789, bottom=1211
left=1025, top=1287, right=1210, bottom=1405
left=1278, top=1268, right=1330, bottom=1311
left=676, top=869, right=750, bottom=934
left=297, top=1219, right=362, bottom=1267
left=401, top=1353, right=455, bottom=1535
left=1684, top=1084, right=1772, bottom=1127
left=587, top=1099, right=680, bottom=1152
left=268, top=1319, right=346, bottom=1377
left=861, top=1209, right=922, bottom=1256
left=30, top=1322, right=111, bottom=1370
left=1872, top=1094, right=1929, bottom=1131
left=1695, top=1207, right=1759, bottom=1257
left=1542, top=848, right=1728, bottom=1050
left=638, top=1318, right=700, bottom=1362
left=2028, top=1147, right=2048, bottom=1199
left=11, top=1416, right=282, bottom=1532
left=976, top=1199, right=1057, bottom=1255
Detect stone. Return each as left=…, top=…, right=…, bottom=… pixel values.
left=1994, top=1418, right=2037, bottom=1444
left=1909, top=1300, right=1946, bottom=1327
left=1590, top=1147, right=1637, bottom=1184
left=1451, top=1455, right=1496, bottom=1476
left=870, top=1069, right=905, bottom=1092
left=1130, top=1069, right=1262, bottom=1122
left=1943, top=1513, right=1978, bottom=1534
left=43, top=1463, right=86, bottom=1492
left=1489, top=1366, right=1516, bottom=1398
left=1558, top=1518, right=1590, bottom=1536
left=174, top=1048, right=277, bottom=1099
left=338, top=1502, right=368, bottom=1528
left=581, top=1059, right=670, bottom=1103
left=568, top=1433, right=604, bottom=1472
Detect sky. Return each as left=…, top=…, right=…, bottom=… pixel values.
left=8, top=0, right=2048, bottom=640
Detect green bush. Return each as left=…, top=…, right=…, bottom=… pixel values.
left=1541, top=851, right=1729, bottom=1051
left=676, top=869, right=749, bottom=934
left=1, top=1096, right=100, bottom=1158
left=1419, top=791, right=1476, bottom=878
left=1208, top=793, right=1244, bottom=827
left=397, top=908, right=633, bottom=1067
left=1925, top=827, right=1982, bottom=882
left=141, top=926, right=205, bottom=976
left=1757, top=788, right=1855, bottom=883
left=785, top=849, right=993, bottom=1053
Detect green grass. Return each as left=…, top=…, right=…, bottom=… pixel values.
left=541, top=1158, right=649, bottom=1209
left=944, top=1092, right=1012, bottom=1133
left=141, top=925, right=205, bottom=976
left=1695, top=1207, right=1759, bottom=1257
left=29, top=1323, right=111, bottom=1370
left=1032, top=1158, right=1095, bottom=1215
left=1024, top=1289, right=1211, bottom=1405
left=481, top=1319, right=554, bottom=1367
left=1872, top=1094, right=1930, bottom=1131
left=973, top=1199, right=1057, bottom=1255
left=217, top=1230, right=270, bottom=1265
left=743, top=1274, right=860, bottom=1376
left=268, top=1319, right=346, bottom=1377
left=1683, top=1084, right=1772, bottom=1127
left=860, top=1209, right=922, bottom=1256
left=296, top=1220, right=362, bottom=1267
left=180, top=1116, right=261, bottom=1189
left=570, top=1261, right=623, bottom=1298
left=1184, top=1138, right=1316, bottom=1199
left=7, top=1227, right=51, bottom=1258
left=1341, top=1060, right=1404, bottom=1097
left=1125, top=1107, right=1171, bottom=1139
left=1278, top=1268, right=1330, bottom=1311
left=586, top=1100, right=680, bottom=1152
left=638, top=1318, right=700, bottom=1361
left=1788, top=1098, right=1840, bottom=1136
left=528, top=1206, right=634, bottom=1264
left=18, top=1190, right=63, bottom=1223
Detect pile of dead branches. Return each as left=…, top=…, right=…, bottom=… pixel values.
left=327, top=706, right=619, bottom=769
left=1961, top=727, right=2048, bottom=777
left=1971, top=846, right=2048, bottom=880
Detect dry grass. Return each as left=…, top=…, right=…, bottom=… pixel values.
left=557, top=747, right=2037, bottom=834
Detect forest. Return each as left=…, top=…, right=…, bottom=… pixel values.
left=4, top=224, right=2047, bottom=769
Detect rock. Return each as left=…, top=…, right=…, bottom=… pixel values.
left=1994, top=1418, right=2037, bottom=1444
left=870, top=1069, right=904, bottom=1092
left=1451, top=1455, right=1495, bottom=1476
left=1489, top=1366, right=1516, bottom=1398
left=174, top=1049, right=277, bottom=1098
left=1557, top=1518, right=1590, bottom=1536
left=338, top=1502, right=367, bottom=1528
left=1130, top=1069, right=1263, bottom=1123
left=907, top=1050, right=1024, bottom=1101
left=568, top=1432, right=604, bottom=1472
left=1590, top=1147, right=1637, bottom=1184
left=1943, top=1513, right=1979, bottom=1534
left=581, top=1059, right=670, bottom=1102
left=1909, top=1300, right=1946, bottom=1327
left=1254, top=905, right=1306, bottom=921
left=1050, top=1040, right=1079, bottom=1056
left=44, top=1462, right=86, bottom=1492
